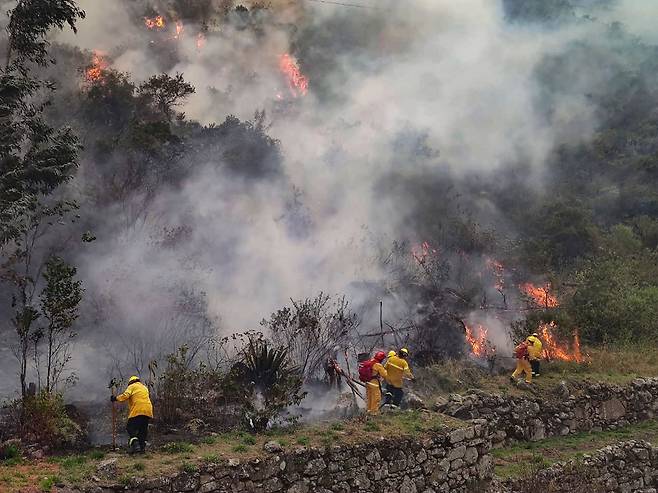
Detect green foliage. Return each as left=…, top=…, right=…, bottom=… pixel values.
left=20, top=392, right=84, bottom=449
left=570, top=252, right=658, bottom=343
left=227, top=336, right=306, bottom=432
left=180, top=461, right=197, bottom=473
left=1, top=1, right=83, bottom=245
left=6, top=0, right=85, bottom=66
left=39, top=256, right=83, bottom=392
left=88, top=450, right=105, bottom=460
left=0, top=442, right=22, bottom=465
left=202, top=453, right=220, bottom=463
left=137, top=72, right=195, bottom=121
left=201, top=436, right=217, bottom=445
left=39, top=475, right=60, bottom=492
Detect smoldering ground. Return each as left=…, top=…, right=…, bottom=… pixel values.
left=0, top=0, right=654, bottom=402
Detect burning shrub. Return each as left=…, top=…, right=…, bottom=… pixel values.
left=263, top=293, right=358, bottom=381
left=225, top=336, right=305, bottom=432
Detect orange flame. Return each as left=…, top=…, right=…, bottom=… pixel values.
left=520, top=282, right=558, bottom=308
left=145, top=15, right=166, bottom=30
left=464, top=323, right=496, bottom=358
left=486, top=257, right=505, bottom=291
left=279, top=54, right=308, bottom=97
left=84, top=51, right=109, bottom=83
left=411, top=241, right=436, bottom=265
left=539, top=322, right=589, bottom=363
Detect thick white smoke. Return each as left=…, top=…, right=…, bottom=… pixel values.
left=0, top=0, right=637, bottom=397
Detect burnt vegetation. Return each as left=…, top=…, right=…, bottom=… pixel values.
left=1, top=0, right=658, bottom=452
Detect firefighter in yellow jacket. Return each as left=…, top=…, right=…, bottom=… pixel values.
left=384, top=348, right=414, bottom=408
left=111, top=376, right=153, bottom=453
left=364, top=351, right=388, bottom=414
left=526, top=332, right=543, bottom=377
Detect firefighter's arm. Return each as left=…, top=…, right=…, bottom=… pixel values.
left=402, top=360, right=414, bottom=380
left=115, top=387, right=132, bottom=402
left=375, top=363, right=388, bottom=380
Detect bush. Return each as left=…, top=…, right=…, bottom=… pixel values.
left=225, top=336, right=306, bottom=432
left=569, top=252, right=658, bottom=342
left=20, top=392, right=84, bottom=449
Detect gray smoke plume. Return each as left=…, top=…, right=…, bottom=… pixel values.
left=0, top=0, right=652, bottom=398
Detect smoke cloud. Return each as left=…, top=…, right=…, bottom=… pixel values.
left=0, top=0, right=649, bottom=398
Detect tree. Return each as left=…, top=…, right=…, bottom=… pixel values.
left=262, top=294, right=359, bottom=381
left=1, top=0, right=84, bottom=246
left=137, top=72, right=195, bottom=122
left=38, top=256, right=83, bottom=393
left=5, top=202, right=80, bottom=397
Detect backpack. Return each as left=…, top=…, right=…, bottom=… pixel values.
left=514, top=342, right=529, bottom=359
left=358, top=359, right=376, bottom=382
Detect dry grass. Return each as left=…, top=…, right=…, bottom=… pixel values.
left=411, top=343, right=658, bottom=402
left=0, top=410, right=463, bottom=491
left=5, top=345, right=658, bottom=492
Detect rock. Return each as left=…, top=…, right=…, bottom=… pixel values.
left=433, top=396, right=449, bottom=412
left=304, top=457, right=327, bottom=476
left=600, top=398, right=626, bottom=421
left=29, top=448, right=45, bottom=460
left=448, top=429, right=466, bottom=444
left=529, top=419, right=546, bottom=441
left=287, top=480, right=310, bottom=493
left=95, top=458, right=118, bottom=478
left=405, top=391, right=426, bottom=410
left=464, top=447, right=478, bottom=465
left=185, top=418, right=206, bottom=434
left=264, top=441, right=283, bottom=453
left=555, top=380, right=571, bottom=399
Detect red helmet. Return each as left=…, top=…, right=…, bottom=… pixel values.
left=374, top=351, right=386, bottom=362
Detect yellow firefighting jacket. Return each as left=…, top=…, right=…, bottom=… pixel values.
left=384, top=355, right=413, bottom=389
left=116, top=381, right=153, bottom=419
left=526, top=335, right=543, bottom=360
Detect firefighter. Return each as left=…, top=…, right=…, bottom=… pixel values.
left=111, top=376, right=153, bottom=453
left=359, top=351, right=388, bottom=414
left=510, top=341, right=532, bottom=384
left=526, top=332, right=543, bottom=377
left=384, top=347, right=414, bottom=408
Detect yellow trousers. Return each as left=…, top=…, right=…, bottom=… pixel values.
left=366, top=380, right=382, bottom=414
left=512, top=359, right=532, bottom=383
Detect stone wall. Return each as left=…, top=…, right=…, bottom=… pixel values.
left=61, top=379, right=658, bottom=493
left=72, top=422, right=494, bottom=493
left=492, top=440, right=658, bottom=493
left=436, top=378, right=658, bottom=444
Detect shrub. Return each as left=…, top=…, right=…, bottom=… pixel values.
left=162, top=442, right=194, bottom=454
left=225, top=336, right=306, bottom=432
left=20, top=392, right=84, bottom=449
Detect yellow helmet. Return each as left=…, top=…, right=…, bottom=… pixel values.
left=400, top=348, right=409, bottom=356
left=387, top=350, right=396, bottom=358
left=128, top=376, right=140, bottom=384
